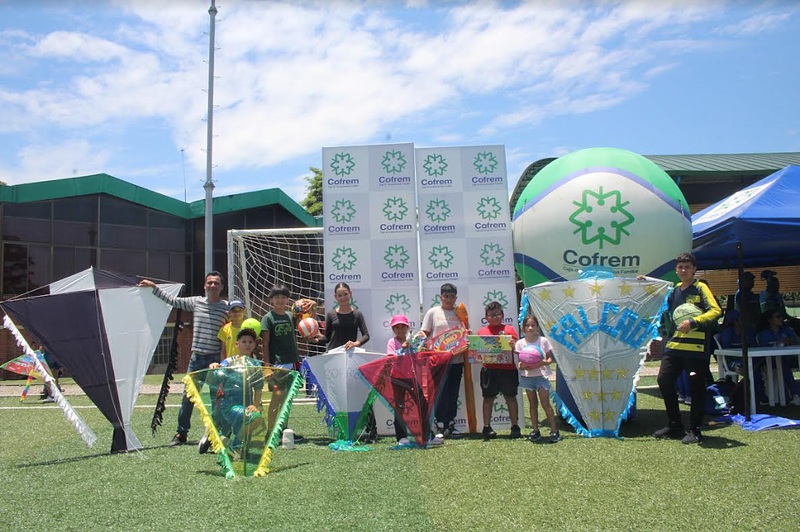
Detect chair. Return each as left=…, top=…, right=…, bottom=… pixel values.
left=713, top=333, right=740, bottom=382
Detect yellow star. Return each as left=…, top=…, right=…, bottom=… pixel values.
left=545, top=321, right=556, bottom=333
left=619, top=281, right=632, bottom=296
left=574, top=367, right=585, bottom=379
left=539, top=288, right=552, bottom=301
left=611, top=389, right=623, bottom=401
left=589, top=410, right=600, bottom=421
left=617, top=368, right=628, bottom=379
left=588, top=368, right=599, bottom=379
left=595, top=391, right=606, bottom=402
left=602, top=368, right=613, bottom=380
left=562, top=287, right=575, bottom=298
left=604, top=411, right=616, bottom=421
left=644, top=284, right=657, bottom=296
left=589, top=282, right=603, bottom=295
left=582, top=389, right=594, bottom=401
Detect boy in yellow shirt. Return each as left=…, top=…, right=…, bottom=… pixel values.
left=217, top=299, right=246, bottom=359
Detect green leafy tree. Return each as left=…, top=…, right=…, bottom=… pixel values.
left=301, top=167, right=323, bottom=216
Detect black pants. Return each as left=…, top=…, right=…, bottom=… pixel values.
left=657, top=350, right=709, bottom=431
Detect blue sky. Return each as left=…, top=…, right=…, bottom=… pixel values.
left=1, top=0, right=798, bottom=203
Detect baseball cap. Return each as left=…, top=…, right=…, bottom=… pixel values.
left=228, top=299, right=245, bottom=310
left=390, top=314, right=410, bottom=327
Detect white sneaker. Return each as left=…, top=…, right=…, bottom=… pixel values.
left=429, top=434, right=444, bottom=446
left=397, top=437, right=411, bottom=445
left=790, top=395, right=800, bottom=406
left=446, top=423, right=462, bottom=439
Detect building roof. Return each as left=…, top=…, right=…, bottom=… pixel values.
left=510, top=151, right=800, bottom=211
left=0, top=173, right=318, bottom=227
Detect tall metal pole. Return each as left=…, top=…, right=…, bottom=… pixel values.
left=204, top=0, right=217, bottom=274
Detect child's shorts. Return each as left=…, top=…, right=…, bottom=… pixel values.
left=480, top=368, right=518, bottom=398
left=519, top=375, right=551, bottom=391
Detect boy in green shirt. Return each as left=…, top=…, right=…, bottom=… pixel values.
left=260, top=285, right=303, bottom=441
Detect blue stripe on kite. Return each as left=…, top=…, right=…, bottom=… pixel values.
left=513, top=253, right=566, bottom=283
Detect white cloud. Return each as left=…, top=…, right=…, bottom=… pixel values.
left=0, top=140, right=111, bottom=185
left=716, top=11, right=792, bottom=36
left=0, top=0, right=793, bottom=187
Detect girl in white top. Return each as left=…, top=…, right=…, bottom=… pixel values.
left=515, top=315, right=560, bottom=443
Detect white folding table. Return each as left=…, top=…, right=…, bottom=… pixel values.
left=716, top=347, right=800, bottom=414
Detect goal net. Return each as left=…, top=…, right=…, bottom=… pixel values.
left=227, top=227, right=326, bottom=357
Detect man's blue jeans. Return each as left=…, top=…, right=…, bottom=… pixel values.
left=177, top=353, right=219, bottom=436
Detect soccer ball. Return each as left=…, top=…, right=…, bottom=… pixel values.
left=297, top=317, right=319, bottom=338
left=241, top=317, right=261, bottom=337
left=519, top=345, right=545, bottom=366
left=672, top=303, right=703, bottom=328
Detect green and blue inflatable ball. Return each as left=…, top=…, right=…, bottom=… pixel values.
left=512, top=147, right=691, bottom=286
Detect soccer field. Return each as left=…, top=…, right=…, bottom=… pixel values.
left=1, top=385, right=798, bottom=531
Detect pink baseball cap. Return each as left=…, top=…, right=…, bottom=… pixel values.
left=390, top=314, right=410, bottom=327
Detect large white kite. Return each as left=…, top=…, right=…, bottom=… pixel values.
left=1, top=268, right=182, bottom=452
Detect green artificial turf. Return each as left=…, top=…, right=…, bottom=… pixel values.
left=1, top=389, right=799, bottom=531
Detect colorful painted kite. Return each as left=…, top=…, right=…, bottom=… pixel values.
left=0, top=267, right=182, bottom=452
left=0, top=351, right=51, bottom=401
left=183, top=357, right=302, bottom=478
left=524, top=272, right=671, bottom=437
left=300, top=347, right=385, bottom=445
left=358, top=350, right=453, bottom=447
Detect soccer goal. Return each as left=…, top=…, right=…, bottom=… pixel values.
left=227, top=227, right=326, bottom=356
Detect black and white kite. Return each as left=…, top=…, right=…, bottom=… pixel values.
left=1, top=268, right=182, bottom=453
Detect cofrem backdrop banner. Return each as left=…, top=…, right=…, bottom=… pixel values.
left=416, top=145, right=520, bottom=433
left=322, top=143, right=419, bottom=351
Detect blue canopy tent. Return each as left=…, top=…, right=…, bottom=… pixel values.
left=691, top=165, right=800, bottom=419
left=692, top=165, right=800, bottom=269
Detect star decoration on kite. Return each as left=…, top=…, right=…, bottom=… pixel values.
left=382, top=196, right=409, bottom=222
left=616, top=368, right=628, bottom=379
left=611, top=389, right=623, bottom=401
left=562, top=287, right=575, bottom=298
left=332, top=246, right=357, bottom=271
left=331, top=198, right=357, bottom=224
left=385, top=293, right=411, bottom=315
left=428, top=245, right=454, bottom=269
left=604, top=411, right=616, bottom=421
left=473, top=151, right=498, bottom=174
left=568, top=186, right=635, bottom=249
left=619, top=282, right=632, bottom=296
left=381, top=150, right=407, bottom=174
left=574, top=367, right=586, bottom=379
left=483, top=290, right=508, bottom=309
left=480, top=243, right=505, bottom=267
left=602, top=368, right=613, bottom=380
left=589, top=282, right=603, bottom=295
left=330, top=152, right=356, bottom=176
left=423, top=153, right=448, bottom=176
left=476, top=196, right=502, bottom=220
left=538, top=288, right=552, bottom=302
left=426, top=199, right=451, bottom=223
left=582, top=389, right=594, bottom=401
left=383, top=244, right=410, bottom=270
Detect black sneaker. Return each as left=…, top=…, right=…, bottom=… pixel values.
left=548, top=430, right=561, bottom=443
left=482, top=426, right=497, bottom=440
left=653, top=425, right=684, bottom=439
left=169, top=433, right=187, bottom=447
left=509, top=425, right=522, bottom=439
left=198, top=434, right=211, bottom=454
left=446, top=422, right=462, bottom=439
left=528, top=430, right=542, bottom=442
left=293, top=433, right=306, bottom=444
left=681, top=430, right=702, bottom=444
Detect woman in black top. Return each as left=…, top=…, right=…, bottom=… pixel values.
left=319, top=282, right=370, bottom=350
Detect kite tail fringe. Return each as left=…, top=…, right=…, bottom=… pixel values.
left=265, top=370, right=304, bottom=450
left=216, top=450, right=237, bottom=480
left=518, top=293, right=530, bottom=328
left=151, top=310, right=183, bottom=435
left=550, top=391, right=590, bottom=438
left=301, top=361, right=337, bottom=428
left=615, top=389, right=637, bottom=438
left=3, top=315, right=97, bottom=447
left=352, top=390, right=378, bottom=439
left=254, top=371, right=302, bottom=478
left=182, top=375, right=225, bottom=455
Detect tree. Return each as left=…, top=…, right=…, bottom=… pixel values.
left=300, top=166, right=323, bottom=216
